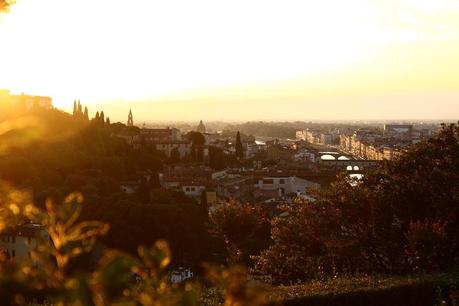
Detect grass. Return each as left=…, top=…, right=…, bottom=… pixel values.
left=269, top=271, right=459, bottom=306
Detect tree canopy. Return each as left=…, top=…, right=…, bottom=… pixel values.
left=255, top=123, right=459, bottom=283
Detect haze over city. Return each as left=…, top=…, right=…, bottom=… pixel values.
left=1, top=1, right=459, bottom=305
left=1, top=0, right=459, bottom=122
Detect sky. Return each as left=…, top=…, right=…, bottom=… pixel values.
left=0, top=0, right=458, bottom=122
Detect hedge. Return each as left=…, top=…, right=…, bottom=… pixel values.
left=271, top=272, right=459, bottom=306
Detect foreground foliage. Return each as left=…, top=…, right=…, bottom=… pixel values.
left=0, top=186, right=269, bottom=305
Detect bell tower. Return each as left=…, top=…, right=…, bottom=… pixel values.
left=127, top=109, right=134, bottom=126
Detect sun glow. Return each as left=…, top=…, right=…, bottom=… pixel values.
left=1, top=0, right=458, bottom=120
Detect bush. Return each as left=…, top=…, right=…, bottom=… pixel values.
left=405, top=220, right=451, bottom=272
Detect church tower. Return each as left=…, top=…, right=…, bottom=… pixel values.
left=127, top=109, right=134, bottom=126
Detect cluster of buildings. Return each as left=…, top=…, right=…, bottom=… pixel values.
left=115, top=110, right=209, bottom=160
left=0, top=89, right=53, bottom=112
left=338, top=124, right=431, bottom=160
left=296, top=129, right=340, bottom=146
left=0, top=223, right=48, bottom=262
left=297, top=124, right=434, bottom=161
left=158, top=164, right=321, bottom=208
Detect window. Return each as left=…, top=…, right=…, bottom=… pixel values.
left=186, top=187, right=190, bottom=192
left=279, top=179, right=285, bottom=184
left=12, top=236, right=15, bottom=243
left=263, top=179, right=274, bottom=184
left=12, top=250, right=15, bottom=257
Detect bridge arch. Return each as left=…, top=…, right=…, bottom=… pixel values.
left=320, top=154, right=336, bottom=160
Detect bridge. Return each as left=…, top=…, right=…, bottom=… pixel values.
left=319, top=159, right=380, bottom=171
left=317, top=151, right=353, bottom=161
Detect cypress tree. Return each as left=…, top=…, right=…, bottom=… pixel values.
left=149, top=172, right=161, bottom=188
left=72, top=100, right=77, bottom=117
left=84, top=107, right=89, bottom=121
left=235, top=131, right=243, bottom=159
left=200, top=190, right=208, bottom=216
left=100, top=111, right=105, bottom=124
left=77, top=100, right=83, bottom=118
left=106, top=117, right=110, bottom=125
left=95, top=111, right=99, bottom=121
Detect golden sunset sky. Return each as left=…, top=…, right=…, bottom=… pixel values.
left=0, top=0, right=458, bottom=121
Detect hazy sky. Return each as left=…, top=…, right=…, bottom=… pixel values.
left=0, top=0, right=458, bottom=122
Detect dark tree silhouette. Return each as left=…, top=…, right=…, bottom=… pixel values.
left=84, top=106, right=89, bottom=121
left=209, top=146, right=226, bottom=170
left=100, top=111, right=105, bottom=124
left=235, top=131, right=243, bottom=159
left=200, top=190, right=208, bottom=216
left=77, top=100, right=82, bottom=118
left=73, top=100, right=77, bottom=117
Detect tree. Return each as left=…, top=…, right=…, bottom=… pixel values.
left=0, top=188, right=268, bottom=305
left=72, top=100, right=77, bottom=117
left=95, top=111, right=100, bottom=121
left=137, top=177, right=151, bottom=204
left=209, top=200, right=270, bottom=265
left=209, top=146, right=226, bottom=170
left=100, top=111, right=105, bottom=124
left=84, top=106, right=89, bottom=121
left=200, top=190, right=208, bottom=216
left=254, top=199, right=360, bottom=283
left=106, top=117, right=110, bottom=125
left=77, top=100, right=83, bottom=118
left=235, top=131, right=243, bottom=159
left=255, top=123, right=459, bottom=283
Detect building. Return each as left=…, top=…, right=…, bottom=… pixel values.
left=266, top=144, right=294, bottom=162
left=216, top=176, right=253, bottom=200
left=127, top=109, right=134, bottom=126
left=254, top=175, right=320, bottom=197
left=296, top=129, right=338, bottom=146
left=339, top=134, right=352, bottom=153
left=384, top=124, right=413, bottom=139
left=0, top=223, right=49, bottom=261
left=141, top=127, right=182, bottom=142
left=0, top=89, right=52, bottom=111
left=153, top=141, right=191, bottom=159
left=245, top=141, right=267, bottom=158
left=296, top=130, right=307, bottom=141
left=171, top=267, right=193, bottom=283
left=181, top=184, right=206, bottom=197
left=119, top=180, right=139, bottom=194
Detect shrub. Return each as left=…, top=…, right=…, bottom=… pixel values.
left=405, top=220, right=451, bottom=272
